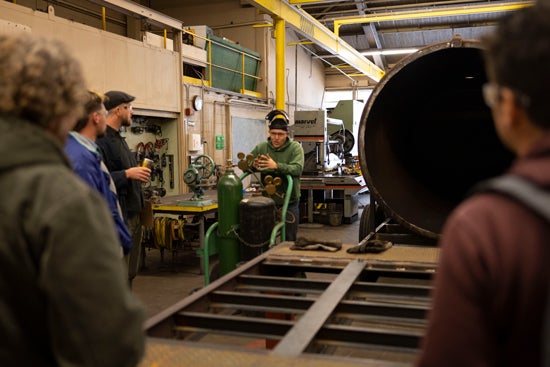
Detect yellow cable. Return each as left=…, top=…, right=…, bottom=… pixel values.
left=153, top=217, right=162, bottom=249
left=160, top=217, right=167, bottom=248
left=178, top=218, right=185, bottom=240
left=164, top=218, right=172, bottom=251
left=170, top=219, right=179, bottom=241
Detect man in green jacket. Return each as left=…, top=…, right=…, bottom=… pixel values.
left=251, top=110, right=304, bottom=241
left=0, top=33, right=145, bottom=367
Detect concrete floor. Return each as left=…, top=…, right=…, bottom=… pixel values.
left=132, top=192, right=369, bottom=318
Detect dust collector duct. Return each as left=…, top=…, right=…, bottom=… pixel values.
left=358, top=37, right=514, bottom=239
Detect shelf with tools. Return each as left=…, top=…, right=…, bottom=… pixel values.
left=141, top=192, right=218, bottom=272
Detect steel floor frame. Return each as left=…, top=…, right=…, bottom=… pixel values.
left=144, top=244, right=435, bottom=366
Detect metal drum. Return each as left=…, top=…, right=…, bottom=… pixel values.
left=359, top=37, right=514, bottom=239
left=239, top=195, right=276, bottom=261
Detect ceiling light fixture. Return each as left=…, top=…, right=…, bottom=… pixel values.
left=360, top=48, right=419, bottom=56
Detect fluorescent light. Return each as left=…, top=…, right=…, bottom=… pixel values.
left=360, top=48, right=419, bottom=56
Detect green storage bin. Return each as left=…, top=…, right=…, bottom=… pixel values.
left=206, top=35, right=260, bottom=93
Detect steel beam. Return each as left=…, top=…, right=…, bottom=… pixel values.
left=86, top=0, right=183, bottom=29
left=289, top=0, right=345, bottom=3
left=236, top=274, right=432, bottom=298
left=247, top=0, right=384, bottom=82
left=272, top=260, right=366, bottom=356
left=208, top=290, right=429, bottom=319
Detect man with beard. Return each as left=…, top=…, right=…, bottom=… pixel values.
left=65, top=90, right=132, bottom=257
left=97, top=90, right=151, bottom=287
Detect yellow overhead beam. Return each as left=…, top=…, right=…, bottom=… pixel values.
left=247, top=0, right=385, bottom=82
left=288, top=41, right=314, bottom=46
left=332, top=1, right=534, bottom=36
left=289, top=0, right=330, bottom=3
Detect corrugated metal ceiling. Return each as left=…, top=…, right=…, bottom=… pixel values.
left=150, top=0, right=532, bottom=82
left=294, top=0, right=532, bottom=77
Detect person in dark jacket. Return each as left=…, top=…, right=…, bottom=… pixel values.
left=416, top=3, right=550, bottom=366
left=97, top=90, right=151, bottom=286
left=65, top=90, right=132, bottom=256
left=0, top=33, right=144, bottom=367
left=251, top=110, right=304, bottom=241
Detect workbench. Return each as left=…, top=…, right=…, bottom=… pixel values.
left=151, top=193, right=218, bottom=273
left=300, top=175, right=367, bottom=224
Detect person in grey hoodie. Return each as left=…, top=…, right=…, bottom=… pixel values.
left=0, top=33, right=145, bottom=367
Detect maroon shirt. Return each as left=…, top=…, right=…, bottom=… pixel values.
left=416, top=132, right=550, bottom=367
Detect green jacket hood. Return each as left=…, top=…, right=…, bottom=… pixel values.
left=0, top=116, right=70, bottom=173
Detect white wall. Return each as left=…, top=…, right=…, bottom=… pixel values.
left=150, top=0, right=326, bottom=111
left=0, top=1, right=181, bottom=113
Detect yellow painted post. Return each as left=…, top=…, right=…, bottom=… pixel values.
left=102, top=7, right=106, bottom=31
left=274, top=18, right=285, bottom=110
left=241, top=52, right=245, bottom=92
left=207, top=38, right=212, bottom=87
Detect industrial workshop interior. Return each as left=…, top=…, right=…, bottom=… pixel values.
left=0, top=0, right=535, bottom=366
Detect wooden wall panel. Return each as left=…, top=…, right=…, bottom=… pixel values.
left=0, top=1, right=180, bottom=113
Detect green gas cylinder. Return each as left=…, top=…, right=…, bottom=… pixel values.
left=217, top=160, right=243, bottom=275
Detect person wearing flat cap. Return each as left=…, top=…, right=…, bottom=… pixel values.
left=251, top=109, right=304, bottom=242
left=97, top=90, right=151, bottom=287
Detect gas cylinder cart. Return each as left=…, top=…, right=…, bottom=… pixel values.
left=199, top=158, right=293, bottom=285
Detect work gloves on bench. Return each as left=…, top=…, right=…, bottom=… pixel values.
left=289, top=237, right=393, bottom=254
left=290, top=236, right=342, bottom=252
left=346, top=239, right=393, bottom=254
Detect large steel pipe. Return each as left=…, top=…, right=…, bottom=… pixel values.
left=359, top=38, right=514, bottom=239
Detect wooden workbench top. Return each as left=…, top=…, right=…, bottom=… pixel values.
left=267, top=241, right=439, bottom=269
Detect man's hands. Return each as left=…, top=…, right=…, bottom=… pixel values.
left=253, top=154, right=278, bottom=171
left=125, top=166, right=151, bottom=183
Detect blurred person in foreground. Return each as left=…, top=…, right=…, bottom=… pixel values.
left=97, top=90, right=151, bottom=287
left=65, top=90, right=132, bottom=257
left=0, top=33, right=144, bottom=366
left=416, top=3, right=550, bottom=366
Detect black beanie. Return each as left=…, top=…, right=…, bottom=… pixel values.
left=269, top=118, right=288, bottom=131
